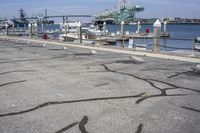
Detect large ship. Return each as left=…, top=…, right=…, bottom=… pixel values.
left=94, top=0, right=144, bottom=26
left=12, top=8, right=29, bottom=27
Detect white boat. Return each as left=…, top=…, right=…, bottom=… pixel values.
left=59, top=21, right=89, bottom=41
left=59, top=21, right=106, bottom=42
left=129, top=22, right=137, bottom=25
left=194, top=37, right=200, bottom=51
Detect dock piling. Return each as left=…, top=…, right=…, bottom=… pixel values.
left=64, top=22, right=68, bottom=42
left=5, top=23, right=8, bottom=36
left=33, top=23, right=38, bottom=39
left=28, top=23, right=33, bottom=39
left=136, top=21, right=141, bottom=34
left=164, top=21, right=167, bottom=35
left=77, top=22, right=82, bottom=44
left=121, top=21, right=125, bottom=48
left=103, top=22, right=107, bottom=35
left=41, top=23, right=44, bottom=33
left=153, top=19, right=161, bottom=52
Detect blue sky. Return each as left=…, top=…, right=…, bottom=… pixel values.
left=0, top=0, right=200, bottom=19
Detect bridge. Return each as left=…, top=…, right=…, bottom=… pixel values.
left=44, top=15, right=92, bottom=18
left=44, top=15, right=93, bottom=23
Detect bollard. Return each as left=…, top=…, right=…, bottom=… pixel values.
left=164, top=21, right=167, bottom=35
left=121, top=21, right=125, bottom=48
left=153, top=19, right=161, bottom=52
left=136, top=21, right=141, bottom=34
left=103, top=22, right=107, bottom=35
left=77, top=22, right=82, bottom=44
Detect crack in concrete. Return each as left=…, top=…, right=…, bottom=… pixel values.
left=79, top=116, right=89, bottom=133
left=181, top=106, right=200, bottom=113
left=55, top=121, right=79, bottom=133
left=0, top=80, right=26, bottom=87
left=54, top=116, right=89, bottom=133
left=167, top=70, right=200, bottom=78
left=0, top=93, right=145, bottom=118
left=95, top=83, right=109, bottom=87
left=101, top=63, right=199, bottom=104
left=0, top=70, right=36, bottom=75
left=141, top=68, right=187, bottom=71
left=135, top=123, right=143, bottom=133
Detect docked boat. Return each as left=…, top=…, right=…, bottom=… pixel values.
left=12, top=9, right=29, bottom=27
left=59, top=21, right=90, bottom=42
left=194, top=37, right=200, bottom=51
left=59, top=21, right=106, bottom=42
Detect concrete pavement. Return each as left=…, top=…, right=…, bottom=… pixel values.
left=0, top=39, right=199, bottom=133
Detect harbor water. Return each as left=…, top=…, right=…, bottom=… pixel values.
left=107, top=24, right=200, bottom=51
left=6, top=24, right=200, bottom=52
